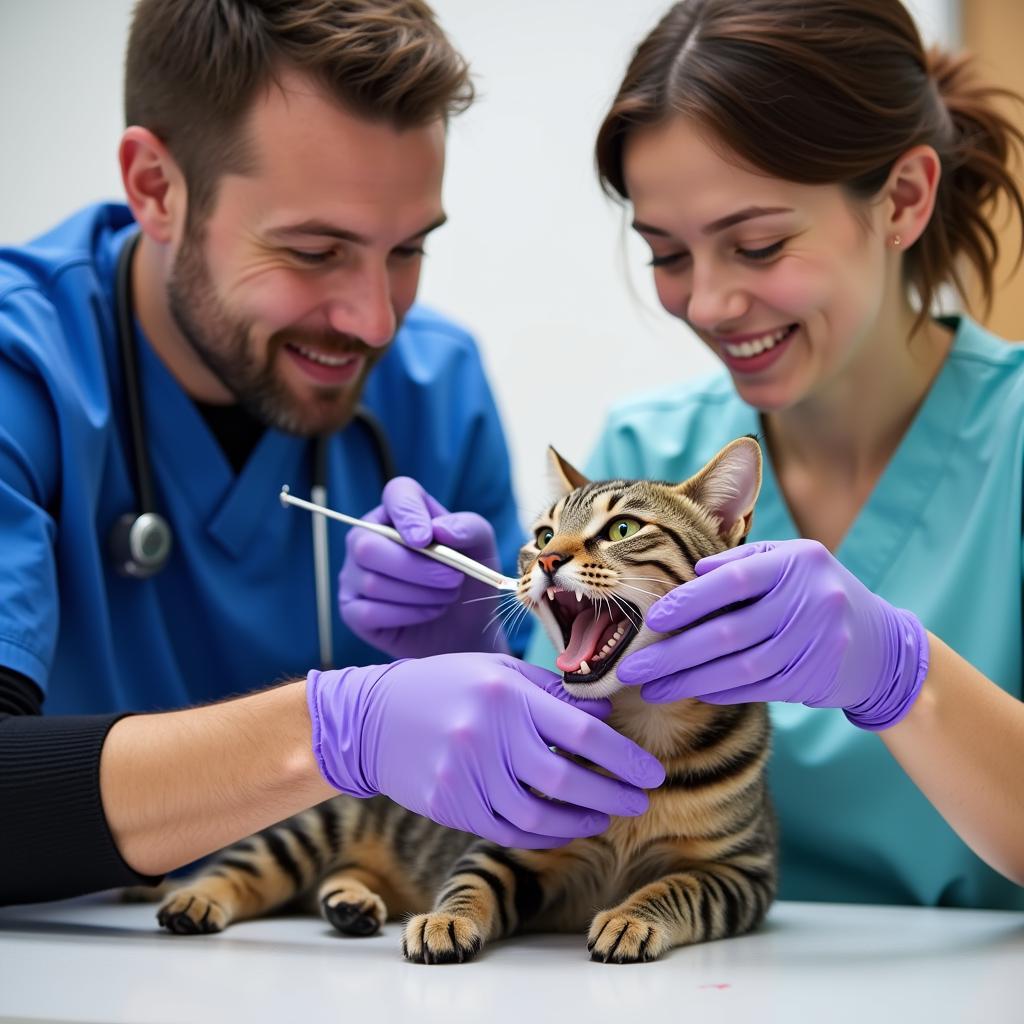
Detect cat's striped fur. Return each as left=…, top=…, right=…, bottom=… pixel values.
left=152, top=436, right=776, bottom=963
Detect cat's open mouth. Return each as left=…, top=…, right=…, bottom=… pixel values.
left=541, top=587, right=640, bottom=685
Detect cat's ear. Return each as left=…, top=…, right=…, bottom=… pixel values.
left=676, top=436, right=763, bottom=543
left=547, top=447, right=590, bottom=496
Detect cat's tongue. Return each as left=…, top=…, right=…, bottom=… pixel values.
left=555, top=606, right=615, bottom=673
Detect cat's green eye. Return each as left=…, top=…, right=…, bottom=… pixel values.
left=606, top=518, right=642, bottom=542
left=536, top=527, right=554, bottom=548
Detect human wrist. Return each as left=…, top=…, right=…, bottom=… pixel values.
left=272, top=680, right=337, bottom=799
left=102, top=681, right=336, bottom=875
left=844, top=607, right=930, bottom=731
left=306, top=663, right=398, bottom=797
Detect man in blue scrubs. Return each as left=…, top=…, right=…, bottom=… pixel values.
left=0, top=0, right=662, bottom=905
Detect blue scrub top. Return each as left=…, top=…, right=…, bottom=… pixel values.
left=527, top=316, right=1024, bottom=910
left=0, top=203, right=524, bottom=715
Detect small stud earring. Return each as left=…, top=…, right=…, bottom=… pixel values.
left=890, top=234, right=902, bottom=248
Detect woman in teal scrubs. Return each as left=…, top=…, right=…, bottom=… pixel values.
left=531, top=0, right=1024, bottom=909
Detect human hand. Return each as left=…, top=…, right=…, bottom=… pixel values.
left=307, top=653, right=666, bottom=848
left=338, top=477, right=506, bottom=658
left=616, top=539, right=929, bottom=731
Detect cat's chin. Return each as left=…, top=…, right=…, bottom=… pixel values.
left=561, top=674, right=625, bottom=701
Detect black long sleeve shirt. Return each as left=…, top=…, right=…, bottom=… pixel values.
left=0, top=669, right=159, bottom=904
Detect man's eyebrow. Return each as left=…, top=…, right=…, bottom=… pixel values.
left=266, top=214, right=448, bottom=245
left=631, top=206, right=793, bottom=238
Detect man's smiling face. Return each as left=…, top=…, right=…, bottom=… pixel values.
left=167, top=69, right=447, bottom=435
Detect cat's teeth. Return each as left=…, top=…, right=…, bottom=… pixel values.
left=576, top=590, right=583, bottom=602
left=578, top=660, right=591, bottom=675
left=546, top=586, right=557, bottom=601
left=607, top=637, right=617, bottom=647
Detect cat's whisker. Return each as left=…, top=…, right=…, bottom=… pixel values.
left=462, top=592, right=514, bottom=605
left=498, top=594, right=535, bottom=631
left=617, top=576, right=678, bottom=588
left=511, top=599, right=535, bottom=632
left=484, top=595, right=524, bottom=634
left=485, top=598, right=528, bottom=647
left=617, top=581, right=665, bottom=601
left=600, top=595, right=621, bottom=637
left=616, top=577, right=675, bottom=584
left=487, top=606, right=523, bottom=636
left=607, top=592, right=643, bottom=633
left=490, top=599, right=533, bottom=643
left=493, top=595, right=524, bottom=625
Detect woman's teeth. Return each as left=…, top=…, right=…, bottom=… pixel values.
left=722, top=326, right=792, bottom=359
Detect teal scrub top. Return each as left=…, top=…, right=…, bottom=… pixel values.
left=527, top=316, right=1024, bottom=909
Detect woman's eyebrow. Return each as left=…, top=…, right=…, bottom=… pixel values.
left=702, top=206, right=793, bottom=234
left=632, top=206, right=793, bottom=238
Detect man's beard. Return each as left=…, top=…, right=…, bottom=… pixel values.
left=166, top=229, right=386, bottom=436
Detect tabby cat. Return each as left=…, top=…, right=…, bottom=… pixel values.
left=151, top=435, right=776, bottom=963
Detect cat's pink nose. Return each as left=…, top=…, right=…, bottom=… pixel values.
left=538, top=552, right=570, bottom=575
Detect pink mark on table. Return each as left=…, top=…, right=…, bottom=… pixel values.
left=699, top=983, right=731, bottom=990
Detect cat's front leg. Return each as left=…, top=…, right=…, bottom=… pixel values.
left=402, top=844, right=525, bottom=964
left=587, top=863, right=775, bottom=963
left=157, top=836, right=313, bottom=934
left=156, top=807, right=336, bottom=934
left=402, top=839, right=612, bottom=964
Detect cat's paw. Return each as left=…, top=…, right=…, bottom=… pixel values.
left=587, top=910, right=669, bottom=964
left=157, top=890, right=230, bottom=935
left=320, top=885, right=386, bottom=937
left=402, top=912, right=484, bottom=964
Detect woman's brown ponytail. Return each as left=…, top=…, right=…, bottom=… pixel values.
left=918, top=46, right=1024, bottom=316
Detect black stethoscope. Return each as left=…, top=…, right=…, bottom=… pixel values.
left=109, top=231, right=396, bottom=667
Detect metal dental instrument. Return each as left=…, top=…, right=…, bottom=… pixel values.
left=279, top=486, right=520, bottom=592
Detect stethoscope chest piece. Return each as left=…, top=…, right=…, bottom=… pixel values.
left=109, top=510, right=173, bottom=578
left=109, top=231, right=175, bottom=579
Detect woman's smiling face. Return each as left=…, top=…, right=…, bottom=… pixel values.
left=624, top=116, right=892, bottom=412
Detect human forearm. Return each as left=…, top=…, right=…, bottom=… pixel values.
left=99, top=679, right=335, bottom=876
left=882, top=633, right=1024, bottom=885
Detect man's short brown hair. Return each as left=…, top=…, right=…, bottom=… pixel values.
left=125, top=0, right=473, bottom=222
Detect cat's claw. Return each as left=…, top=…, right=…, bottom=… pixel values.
left=402, top=912, right=484, bottom=964
left=587, top=910, right=669, bottom=964
left=157, top=891, right=229, bottom=935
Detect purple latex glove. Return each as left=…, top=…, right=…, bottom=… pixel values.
left=339, top=477, right=507, bottom=659
left=307, top=652, right=665, bottom=848
left=617, top=540, right=930, bottom=731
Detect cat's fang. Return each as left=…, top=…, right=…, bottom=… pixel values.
left=578, top=660, right=591, bottom=675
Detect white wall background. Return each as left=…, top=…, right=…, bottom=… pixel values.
left=0, top=0, right=959, bottom=518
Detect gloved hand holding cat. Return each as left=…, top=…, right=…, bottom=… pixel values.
left=307, top=653, right=665, bottom=849
left=618, top=538, right=930, bottom=731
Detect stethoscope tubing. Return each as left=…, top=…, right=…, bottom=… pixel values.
left=113, top=229, right=403, bottom=669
